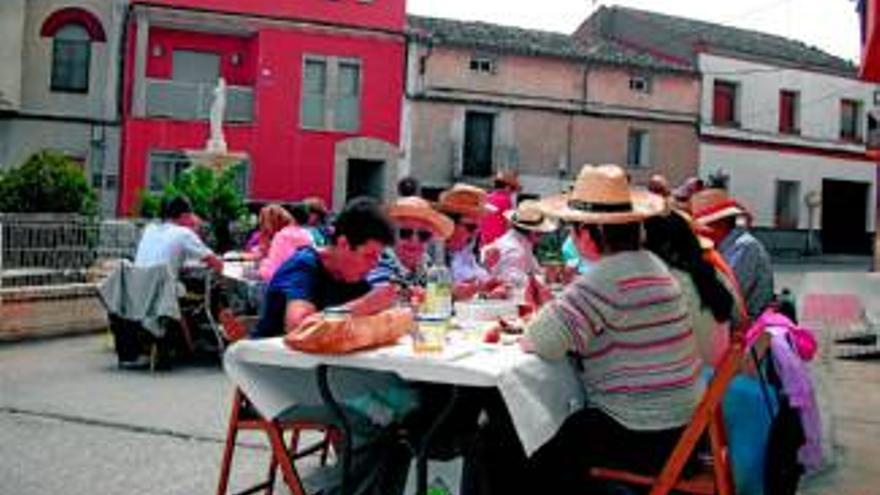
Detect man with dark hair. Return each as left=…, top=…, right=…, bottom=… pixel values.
left=135, top=195, right=222, bottom=274
left=253, top=198, right=416, bottom=495
left=253, top=197, right=398, bottom=338
left=396, top=176, right=421, bottom=197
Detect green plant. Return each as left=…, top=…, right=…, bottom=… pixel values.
left=0, top=150, right=97, bottom=215
left=136, top=163, right=248, bottom=251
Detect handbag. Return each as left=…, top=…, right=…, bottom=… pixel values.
left=284, top=307, right=414, bottom=354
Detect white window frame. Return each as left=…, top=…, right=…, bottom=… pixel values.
left=628, top=75, right=652, bottom=94
left=300, top=55, right=362, bottom=132
left=469, top=55, right=496, bottom=75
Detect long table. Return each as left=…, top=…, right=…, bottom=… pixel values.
left=224, top=335, right=585, bottom=493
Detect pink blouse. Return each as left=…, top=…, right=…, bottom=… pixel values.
left=259, top=225, right=314, bottom=281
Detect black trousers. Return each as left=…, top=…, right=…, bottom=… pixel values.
left=525, top=408, right=685, bottom=495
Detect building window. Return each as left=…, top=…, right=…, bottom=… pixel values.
left=840, top=99, right=863, bottom=141
left=300, top=56, right=361, bottom=132
left=335, top=61, right=361, bottom=132
left=712, top=80, right=739, bottom=126
left=774, top=180, right=800, bottom=229
left=463, top=111, right=495, bottom=177
left=148, top=151, right=191, bottom=193
left=629, top=75, right=652, bottom=93
left=626, top=129, right=651, bottom=169
left=148, top=151, right=249, bottom=195
left=779, top=90, right=800, bottom=135
left=469, top=56, right=496, bottom=74
left=51, top=24, right=91, bottom=93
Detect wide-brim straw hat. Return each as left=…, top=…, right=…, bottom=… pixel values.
left=539, top=164, right=666, bottom=224
left=690, top=188, right=748, bottom=226
left=504, top=200, right=558, bottom=233
left=436, top=183, right=495, bottom=217
left=388, top=196, right=455, bottom=240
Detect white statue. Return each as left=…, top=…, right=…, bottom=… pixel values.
left=206, top=77, right=228, bottom=154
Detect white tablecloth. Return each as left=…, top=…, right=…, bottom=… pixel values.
left=224, top=336, right=585, bottom=456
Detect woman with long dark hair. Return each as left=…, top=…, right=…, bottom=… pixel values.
left=644, top=209, right=738, bottom=365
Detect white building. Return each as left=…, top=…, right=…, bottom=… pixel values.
left=0, top=0, right=127, bottom=217
left=579, top=5, right=880, bottom=255
left=699, top=53, right=877, bottom=255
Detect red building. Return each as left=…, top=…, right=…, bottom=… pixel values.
left=119, top=0, right=407, bottom=215
left=859, top=0, right=880, bottom=81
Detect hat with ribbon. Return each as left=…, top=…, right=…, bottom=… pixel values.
left=690, top=188, right=749, bottom=226
left=539, top=164, right=666, bottom=224
left=504, top=200, right=558, bottom=233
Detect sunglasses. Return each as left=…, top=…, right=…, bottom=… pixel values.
left=398, top=227, right=433, bottom=243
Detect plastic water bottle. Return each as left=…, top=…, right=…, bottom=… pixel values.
left=425, top=263, right=453, bottom=319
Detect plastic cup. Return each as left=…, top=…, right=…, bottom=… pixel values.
left=413, top=315, right=448, bottom=354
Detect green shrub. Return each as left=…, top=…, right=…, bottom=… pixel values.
left=0, top=151, right=97, bottom=215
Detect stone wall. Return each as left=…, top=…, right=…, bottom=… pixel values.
left=0, top=283, right=107, bottom=341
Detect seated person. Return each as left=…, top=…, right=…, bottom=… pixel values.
left=253, top=204, right=314, bottom=282
left=435, top=184, right=508, bottom=300
left=645, top=210, right=736, bottom=366
left=368, top=196, right=454, bottom=288
left=134, top=196, right=222, bottom=275
left=248, top=204, right=292, bottom=259
left=253, top=198, right=417, bottom=495
left=519, top=165, right=701, bottom=494
left=253, top=197, right=398, bottom=338
left=482, top=200, right=558, bottom=302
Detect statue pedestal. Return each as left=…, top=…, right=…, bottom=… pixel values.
left=185, top=149, right=248, bottom=172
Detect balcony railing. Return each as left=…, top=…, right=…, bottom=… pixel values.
left=145, top=79, right=254, bottom=123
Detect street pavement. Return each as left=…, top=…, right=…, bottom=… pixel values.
left=0, top=257, right=877, bottom=495
left=0, top=336, right=274, bottom=495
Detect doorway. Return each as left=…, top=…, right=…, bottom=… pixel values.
left=821, top=179, right=871, bottom=254
left=463, top=111, right=495, bottom=177
left=346, top=159, right=385, bottom=202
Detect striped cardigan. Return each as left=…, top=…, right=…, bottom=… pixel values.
left=525, top=250, right=701, bottom=431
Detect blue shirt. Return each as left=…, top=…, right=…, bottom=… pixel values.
left=718, top=228, right=774, bottom=322
left=253, top=247, right=371, bottom=338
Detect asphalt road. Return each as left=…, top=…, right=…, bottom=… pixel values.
left=0, top=335, right=275, bottom=495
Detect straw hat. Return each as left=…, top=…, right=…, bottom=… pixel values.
left=504, top=200, right=558, bottom=233
left=436, top=183, right=494, bottom=217
left=388, top=196, right=454, bottom=240
left=539, top=164, right=666, bottom=224
left=690, top=188, right=748, bottom=226
left=494, top=170, right=521, bottom=191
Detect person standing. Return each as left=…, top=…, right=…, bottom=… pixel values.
left=480, top=170, right=521, bottom=246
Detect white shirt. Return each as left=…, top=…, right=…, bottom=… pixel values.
left=486, top=230, right=542, bottom=289
left=450, top=244, right=489, bottom=284
left=134, top=222, right=213, bottom=274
